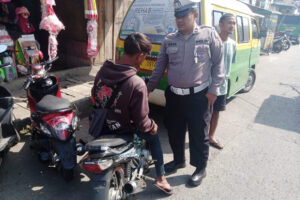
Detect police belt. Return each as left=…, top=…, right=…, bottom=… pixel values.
left=170, top=82, right=209, bottom=96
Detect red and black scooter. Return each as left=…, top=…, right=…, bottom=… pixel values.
left=23, top=57, right=79, bottom=181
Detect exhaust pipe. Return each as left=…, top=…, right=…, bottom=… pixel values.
left=124, top=180, right=146, bottom=194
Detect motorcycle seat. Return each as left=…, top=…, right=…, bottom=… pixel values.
left=86, top=134, right=133, bottom=148
left=35, top=95, right=72, bottom=114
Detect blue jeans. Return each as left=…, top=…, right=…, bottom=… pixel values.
left=137, top=131, right=165, bottom=177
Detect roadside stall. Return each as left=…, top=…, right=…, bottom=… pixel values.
left=247, top=4, right=281, bottom=54
left=0, top=0, right=64, bottom=82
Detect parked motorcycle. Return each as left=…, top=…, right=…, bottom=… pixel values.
left=77, top=133, right=155, bottom=200
left=273, top=32, right=292, bottom=53
left=279, top=32, right=292, bottom=51
left=272, top=35, right=284, bottom=53
left=23, top=57, right=79, bottom=181
left=0, top=79, right=20, bottom=167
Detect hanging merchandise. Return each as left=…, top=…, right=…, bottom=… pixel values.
left=84, top=0, right=98, bottom=19
left=87, top=19, right=98, bottom=57
left=0, top=24, right=13, bottom=46
left=15, top=6, right=35, bottom=34
left=39, top=0, right=64, bottom=60
left=84, top=0, right=98, bottom=58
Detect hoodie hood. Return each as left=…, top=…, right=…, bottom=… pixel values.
left=99, top=60, right=137, bottom=85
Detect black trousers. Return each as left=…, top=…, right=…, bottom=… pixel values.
left=164, top=87, right=212, bottom=169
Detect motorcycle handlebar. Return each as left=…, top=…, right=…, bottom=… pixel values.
left=23, top=80, right=31, bottom=90
left=41, top=57, right=59, bottom=66
left=23, top=77, right=34, bottom=90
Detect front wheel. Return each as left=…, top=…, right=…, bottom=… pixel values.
left=283, top=40, right=291, bottom=51
left=242, top=70, right=256, bottom=93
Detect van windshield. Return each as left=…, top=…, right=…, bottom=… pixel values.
left=282, top=16, right=300, bottom=25
left=119, top=0, right=178, bottom=44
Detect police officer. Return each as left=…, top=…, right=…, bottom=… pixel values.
left=147, top=0, right=224, bottom=187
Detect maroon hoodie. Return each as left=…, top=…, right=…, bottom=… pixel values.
left=91, top=60, right=155, bottom=133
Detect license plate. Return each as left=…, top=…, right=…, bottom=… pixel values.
left=140, top=59, right=156, bottom=71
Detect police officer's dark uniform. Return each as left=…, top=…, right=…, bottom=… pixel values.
left=147, top=0, right=224, bottom=186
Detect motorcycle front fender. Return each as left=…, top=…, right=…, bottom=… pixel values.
left=52, top=137, right=77, bottom=169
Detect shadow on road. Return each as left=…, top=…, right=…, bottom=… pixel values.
left=254, top=93, right=300, bottom=133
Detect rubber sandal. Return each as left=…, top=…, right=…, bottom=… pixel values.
left=209, top=140, right=224, bottom=150
left=153, top=183, right=173, bottom=195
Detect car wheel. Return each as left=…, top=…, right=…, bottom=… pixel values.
left=242, top=70, right=256, bottom=93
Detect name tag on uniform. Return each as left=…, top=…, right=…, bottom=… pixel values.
left=196, top=40, right=210, bottom=45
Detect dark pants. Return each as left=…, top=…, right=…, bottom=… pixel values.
left=137, top=131, right=165, bottom=177
left=164, top=87, right=212, bottom=169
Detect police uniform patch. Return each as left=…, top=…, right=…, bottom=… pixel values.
left=167, top=42, right=177, bottom=47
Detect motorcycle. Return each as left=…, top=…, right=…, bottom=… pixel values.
left=23, top=57, right=79, bottom=181
left=272, top=34, right=284, bottom=53
left=77, top=132, right=155, bottom=200
left=279, top=32, right=292, bottom=51
left=273, top=32, right=292, bottom=53
left=0, top=78, right=20, bottom=167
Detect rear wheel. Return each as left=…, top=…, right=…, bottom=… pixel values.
left=93, top=167, right=126, bottom=200
left=108, top=167, right=126, bottom=200
left=242, top=70, right=256, bottom=93
left=273, top=42, right=283, bottom=53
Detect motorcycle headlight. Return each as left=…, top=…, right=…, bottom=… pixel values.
left=71, top=115, right=78, bottom=130
left=40, top=123, right=51, bottom=135
left=54, top=122, right=69, bottom=140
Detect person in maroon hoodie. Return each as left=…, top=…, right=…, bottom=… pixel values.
left=91, top=33, right=172, bottom=194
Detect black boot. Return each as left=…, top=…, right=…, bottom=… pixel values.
left=188, top=167, right=206, bottom=187
left=164, top=160, right=186, bottom=174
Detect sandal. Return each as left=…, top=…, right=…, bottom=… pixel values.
left=209, top=140, right=224, bottom=150
left=153, top=182, right=173, bottom=195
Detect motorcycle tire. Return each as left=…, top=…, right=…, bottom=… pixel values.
left=93, top=167, right=126, bottom=200
left=283, top=41, right=291, bottom=51
left=273, top=43, right=282, bottom=53
left=61, top=167, right=74, bottom=182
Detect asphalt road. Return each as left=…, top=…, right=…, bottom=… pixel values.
left=0, top=45, right=299, bottom=200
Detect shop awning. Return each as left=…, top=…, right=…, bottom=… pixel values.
left=246, top=3, right=281, bottom=17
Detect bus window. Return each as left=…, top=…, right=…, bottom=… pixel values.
left=237, top=16, right=244, bottom=43
left=237, top=16, right=250, bottom=43
left=243, top=17, right=250, bottom=42
left=251, top=19, right=259, bottom=39
left=212, top=10, right=223, bottom=33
